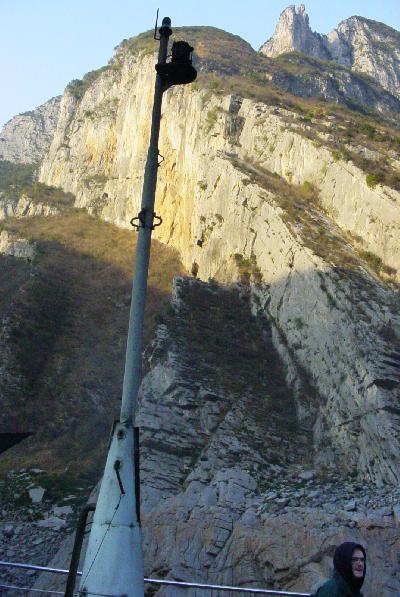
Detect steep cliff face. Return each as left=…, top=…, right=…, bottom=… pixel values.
left=39, top=54, right=400, bottom=279
left=269, top=53, right=400, bottom=118
left=2, top=20, right=400, bottom=596
left=30, top=277, right=400, bottom=596
left=260, top=5, right=400, bottom=100
left=0, top=97, right=61, bottom=164
left=328, top=17, right=400, bottom=99
left=38, top=41, right=400, bottom=486
left=133, top=278, right=400, bottom=594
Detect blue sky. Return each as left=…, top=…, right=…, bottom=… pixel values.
left=1, top=1, right=399, bottom=129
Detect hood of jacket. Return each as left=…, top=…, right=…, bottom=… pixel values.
left=333, top=542, right=366, bottom=592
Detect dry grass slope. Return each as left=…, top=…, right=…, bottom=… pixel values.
left=0, top=208, right=185, bottom=514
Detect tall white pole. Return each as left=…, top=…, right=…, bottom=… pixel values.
left=79, top=18, right=172, bottom=597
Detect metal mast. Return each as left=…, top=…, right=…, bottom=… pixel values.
left=78, top=16, right=196, bottom=597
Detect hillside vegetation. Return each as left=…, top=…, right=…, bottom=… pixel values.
left=0, top=196, right=185, bottom=517
left=0, top=160, right=37, bottom=196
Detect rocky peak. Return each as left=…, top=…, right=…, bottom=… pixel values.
left=260, top=6, right=400, bottom=99
left=259, top=4, right=329, bottom=60
left=328, top=15, right=400, bottom=98
left=0, top=96, right=61, bottom=164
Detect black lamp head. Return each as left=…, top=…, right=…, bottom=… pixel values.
left=171, top=41, right=194, bottom=64
left=156, top=40, right=197, bottom=87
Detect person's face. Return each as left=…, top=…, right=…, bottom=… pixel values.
left=351, top=549, right=365, bottom=578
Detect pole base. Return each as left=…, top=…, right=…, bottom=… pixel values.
left=79, top=422, right=144, bottom=597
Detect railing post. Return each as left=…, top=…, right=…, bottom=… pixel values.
left=64, top=504, right=95, bottom=597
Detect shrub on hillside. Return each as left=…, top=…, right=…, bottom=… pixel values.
left=366, top=173, right=384, bottom=188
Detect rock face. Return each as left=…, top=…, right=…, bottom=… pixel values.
left=260, top=5, right=329, bottom=61
left=137, top=279, right=400, bottom=595
left=2, top=21, right=400, bottom=597
left=0, top=192, right=60, bottom=221
left=37, top=44, right=400, bottom=486
left=139, top=313, right=400, bottom=595
left=39, top=57, right=400, bottom=280
left=328, top=17, right=400, bottom=99
left=30, top=278, right=400, bottom=596
left=269, top=54, right=400, bottom=119
left=0, top=96, right=61, bottom=163
left=0, top=230, right=35, bottom=260
left=260, top=6, right=400, bottom=99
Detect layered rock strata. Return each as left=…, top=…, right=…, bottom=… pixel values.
left=29, top=278, right=400, bottom=596
left=328, top=16, right=400, bottom=98
left=0, top=193, right=60, bottom=221
left=39, top=56, right=400, bottom=278
left=269, top=59, right=400, bottom=119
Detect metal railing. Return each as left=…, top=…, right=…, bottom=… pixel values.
left=0, top=560, right=312, bottom=596
left=0, top=583, right=65, bottom=595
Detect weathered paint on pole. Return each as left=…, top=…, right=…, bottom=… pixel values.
left=79, top=18, right=172, bottom=597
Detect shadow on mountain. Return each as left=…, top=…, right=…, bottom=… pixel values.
left=1, top=249, right=399, bottom=595
left=1, top=220, right=399, bottom=512
left=0, top=213, right=184, bottom=504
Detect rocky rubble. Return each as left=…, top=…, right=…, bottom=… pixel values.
left=0, top=469, right=75, bottom=592
left=0, top=515, right=68, bottom=591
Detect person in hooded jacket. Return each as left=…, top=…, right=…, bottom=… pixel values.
left=315, top=542, right=366, bottom=596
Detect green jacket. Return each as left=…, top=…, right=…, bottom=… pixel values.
left=316, top=572, right=364, bottom=597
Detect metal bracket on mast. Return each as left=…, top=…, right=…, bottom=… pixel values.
left=130, top=209, right=163, bottom=230
left=114, top=459, right=126, bottom=494
left=158, top=151, right=165, bottom=166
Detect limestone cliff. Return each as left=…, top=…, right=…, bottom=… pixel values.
left=269, top=52, right=400, bottom=119
left=38, top=36, right=400, bottom=486
left=260, top=5, right=400, bottom=100
left=2, top=20, right=400, bottom=597
left=0, top=96, right=61, bottom=164
left=328, top=17, right=400, bottom=98
left=137, top=277, right=400, bottom=594
left=29, top=277, right=400, bottom=596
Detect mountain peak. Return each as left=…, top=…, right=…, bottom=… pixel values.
left=260, top=5, right=400, bottom=99
left=259, top=4, right=329, bottom=60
